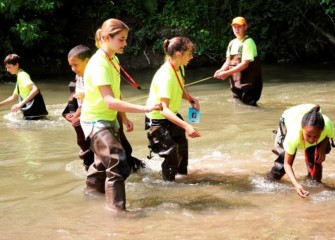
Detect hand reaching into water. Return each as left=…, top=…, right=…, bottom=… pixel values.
left=11, top=103, right=21, bottom=112
left=296, top=184, right=309, bottom=198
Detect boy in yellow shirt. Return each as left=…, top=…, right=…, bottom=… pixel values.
left=214, top=16, right=263, bottom=106
left=0, top=54, right=48, bottom=119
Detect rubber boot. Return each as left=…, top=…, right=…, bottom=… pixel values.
left=79, top=149, right=94, bottom=171
left=86, top=163, right=106, bottom=193
left=265, top=152, right=286, bottom=181
left=105, top=180, right=126, bottom=211
left=161, top=160, right=177, bottom=181
left=177, top=138, right=188, bottom=175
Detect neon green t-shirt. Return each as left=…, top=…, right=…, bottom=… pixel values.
left=13, top=70, right=33, bottom=99
left=282, top=104, right=335, bottom=154
left=146, top=61, right=184, bottom=120
left=81, top=49, right=121, bottom=122
left=226, top=37, right=258, bottom=62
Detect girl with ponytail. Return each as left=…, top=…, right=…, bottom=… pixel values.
left=145, top=37, right=201, bottom=182
left=80, top=18, right=161, bottom=211
left=266, top=104, right=334, bottom=198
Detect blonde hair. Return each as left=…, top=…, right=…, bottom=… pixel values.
left=95, top=18, right=129, bottom=48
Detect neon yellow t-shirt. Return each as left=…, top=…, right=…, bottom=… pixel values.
left=81, top=49, right=121, bottom=122
left=146, top=61, right=184, bottom=119
left=13, top=70, right=33, bottom=99
left=226, top=37, right=258, bottom=62
left=282, top=104, right=335, bottom=154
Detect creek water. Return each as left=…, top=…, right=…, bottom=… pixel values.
left=0, top=63, right=335, bottom=240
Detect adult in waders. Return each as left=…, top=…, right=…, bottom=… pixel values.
left=0, top=54, right=48, bottom=120
left=214, top=16, right=262, bottom=106
left=266, top=104, right=334, bottom=198
left=145, top=37, right=201, bottom=181
left=80, top=18, right=160, bottom=211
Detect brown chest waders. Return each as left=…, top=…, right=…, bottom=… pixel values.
left=227, top=37, right=263, bottom=106
left=86, top=127, right=130, bottom=210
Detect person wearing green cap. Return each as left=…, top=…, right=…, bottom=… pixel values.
left=214, top=16, right=263, bottom=106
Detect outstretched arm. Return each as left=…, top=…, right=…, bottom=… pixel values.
left=284, top=152, right=309, bottom=198
left=98, top=85, right=161, bottom=113
left=0, top=94, right=17, bottom=107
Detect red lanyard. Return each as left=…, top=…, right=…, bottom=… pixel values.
left=102, top=49, right=141, bottom=90
left=303, top=139, right=318, bottom=178
left=169, top=61, right=192, bottom=102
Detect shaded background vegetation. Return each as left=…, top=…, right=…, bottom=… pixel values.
left=0, top=0, right=334, bottom=77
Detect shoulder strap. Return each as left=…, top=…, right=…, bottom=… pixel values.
left=228, top=40, right=234, bottom=54
left=228, top=36, right=250, bottom=54
left=16, top=82, right=23, bottom=101
left=237, top=36, right=250, bottom=54
left=242, top=35, right=250, bottom=43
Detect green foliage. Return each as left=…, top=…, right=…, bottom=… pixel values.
left=0, top=0, right=334, bottom=74
left=0, top=0, right=64, bottom=70
left=11, top=19, right=47, bottom=46
left=321, top=0, right=335, bottom=14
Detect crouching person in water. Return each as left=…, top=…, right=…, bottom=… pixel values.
left=145, top=37, right=201, bottom=181
left=266, top=104, right=334, bottom=198
left=80, top=18, right=160, bottom=211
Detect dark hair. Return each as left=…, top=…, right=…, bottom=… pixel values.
left=163, top=37, right=194, bottom=59
left=4, top=54, right=21, bottom=66
left=68, top=45, right=92, bottom=60
left=301, top=105, right=325, bottom=130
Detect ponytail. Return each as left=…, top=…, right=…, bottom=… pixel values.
left=301, top=105, right=325, bottom=130
left=162, top=37, right=194, bottom=61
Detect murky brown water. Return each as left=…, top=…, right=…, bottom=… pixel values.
left=0, top=63, right=334, bottom=240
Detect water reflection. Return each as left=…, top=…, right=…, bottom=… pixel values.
left=0, top=63, right=335, bottom=239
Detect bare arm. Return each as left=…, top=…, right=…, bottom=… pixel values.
left=214, top=59, right=250, bottom=80
left=218, top=58, right=230, bottom=71
left=0, top=94, right=17, bottom=107
left=117, top=111, right=134, bottom=132
left=11, top=84, right=39, bottom=112
left=160, top=98, right=200, bottom=138
left=182, top=92, right=200, bottom=110
left=316, top=137, right=329, bottom=164
left=284, top=152, right=309, bottom=198
left=98, top=85, right=160, bottom=113
left=21, top=84, right=39, bottom=104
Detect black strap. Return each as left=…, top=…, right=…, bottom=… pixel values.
left=228, top=35, right=250, bottom=54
